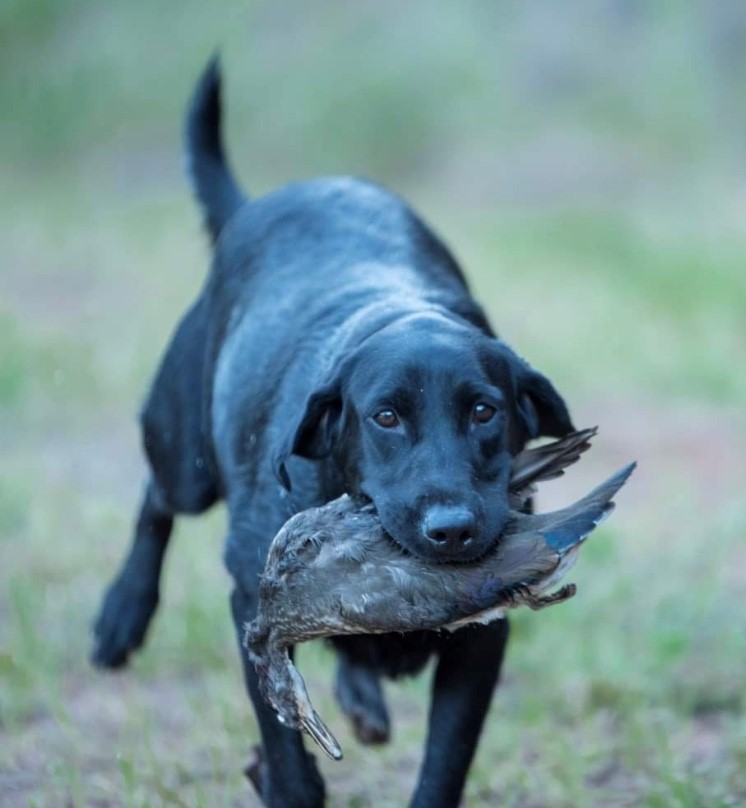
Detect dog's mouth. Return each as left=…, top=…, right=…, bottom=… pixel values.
left=416, top=535, right=505, bottom=567
left=355, top=490, right=505, bottom=566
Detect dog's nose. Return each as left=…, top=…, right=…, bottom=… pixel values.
left=423, top=506, right=477, bottom=554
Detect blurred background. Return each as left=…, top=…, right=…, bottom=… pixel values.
left=1, top=2, right=745, bottom=806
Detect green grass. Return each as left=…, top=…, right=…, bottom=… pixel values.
left=434, top=204, right=746, bottom=405
left=2, top=2, right=746, bottom=805
left=2, top=173, right=745, bottom=806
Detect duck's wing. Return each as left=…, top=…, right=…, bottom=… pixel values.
left=454, top=463, right=634, bottom=626
left=442, top=534, right=560, bottom=629
left=509, top=427, right=597, bottom=508
left=508, top=462, right=636, bottom=554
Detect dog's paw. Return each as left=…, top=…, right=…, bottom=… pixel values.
left=90, top=578, right=159, bottom=668
left=245, top=744, right=325, bottom=808
left=334, top=657, right=390, bottom=745
left=244, top=744, right=265, bottom=796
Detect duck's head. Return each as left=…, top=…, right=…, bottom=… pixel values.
left=274, top=313, right=573, bottom=563
left=283, top=659, right=342, bottom=760
left=266, top=649, right=342, bottom=760
left=244, top=622, right=343, bottom=760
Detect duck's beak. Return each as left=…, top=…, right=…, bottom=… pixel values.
left=287, top=663, right=343, bottom=760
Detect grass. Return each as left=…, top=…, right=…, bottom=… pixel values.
left=2, top=171, right=745, bottom=807
left=2, top=2, right=746, bottom=806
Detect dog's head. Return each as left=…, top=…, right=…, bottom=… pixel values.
left=274, top=312, right=572, bottom=562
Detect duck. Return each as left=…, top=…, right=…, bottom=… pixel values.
left=244, top=428, right=634, bottom=760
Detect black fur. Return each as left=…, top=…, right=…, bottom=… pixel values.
left=185, top=56, right=245, bottom=242
left=92, top=59, right=573, bottom=808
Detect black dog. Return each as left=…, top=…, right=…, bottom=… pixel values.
left=92, top=59, right=574, bottom=807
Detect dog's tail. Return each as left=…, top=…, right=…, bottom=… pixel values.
left=185, top=56, right=246, bottom=242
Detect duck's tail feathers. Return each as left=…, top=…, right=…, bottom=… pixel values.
left=185, top=55, right=246, bottom=242
left=541, top=461, right=636, bottom=553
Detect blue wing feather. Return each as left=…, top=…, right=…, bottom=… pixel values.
left=536, top=462, right=636, bottom=553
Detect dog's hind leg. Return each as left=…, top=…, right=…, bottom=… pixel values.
left=91, top=480, right=174, bottom=668
left=92, top=296, right=218, bottom=669
left=334, top=653, right=390, bottom=745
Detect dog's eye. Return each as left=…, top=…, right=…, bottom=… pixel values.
left=373, top=409, right=399, bottom=429
left=472, top=403, right=496, bottom=424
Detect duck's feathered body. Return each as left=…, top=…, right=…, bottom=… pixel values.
left=244, top=429, right=634, bottom=760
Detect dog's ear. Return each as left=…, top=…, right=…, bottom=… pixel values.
left=514, top=363, right=574, bottom=440
left=490, top=341, right=574, bottom=442
left=272, top=368, right=346, bottom=491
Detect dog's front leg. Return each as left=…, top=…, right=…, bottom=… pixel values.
left=230, top=585, right=326, bottom=808
left=410, top=619, right=510, bottom=808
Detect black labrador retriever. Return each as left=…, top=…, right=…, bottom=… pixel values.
left=92, top=59, right=574, bottom=807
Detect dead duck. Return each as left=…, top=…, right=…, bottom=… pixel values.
left=244, top=429, right=634, bottom=760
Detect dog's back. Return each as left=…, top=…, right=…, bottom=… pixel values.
left=174, top=59, right=495, bottom=516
